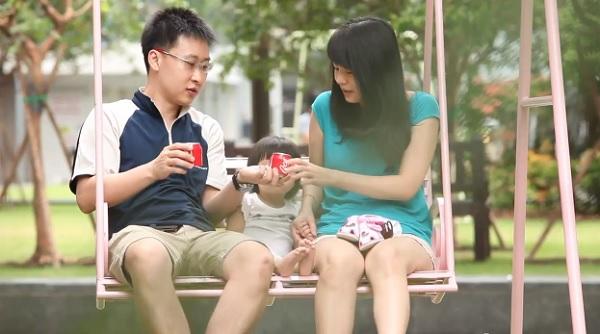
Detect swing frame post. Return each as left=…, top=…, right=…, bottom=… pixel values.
left=511, top=0, right=586, bottom=333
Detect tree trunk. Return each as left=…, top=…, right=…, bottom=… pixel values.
left=21, top=81, right=61, bottom=266
left=0, top=136, right=28, bottom=203
left=444, top=48, right=462, bottom=139
left=250, top=34, right=271, bottom=142
left=574, top=38, right=600, bottom=146
left=446, top=78, right=460, bottom=139
left=251, top=78, right=270, bottom=142
left=582, top=74, right=600, bottom=144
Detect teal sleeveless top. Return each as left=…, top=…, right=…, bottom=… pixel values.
left=312, top=91, right=440, bottom=244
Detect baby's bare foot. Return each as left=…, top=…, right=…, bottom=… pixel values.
left=276, top=247, right=309, bottom=277
left=298, top=238, right=315, bottom=249
left=293, top=246, right=310, bottom=256
left=298, top=246, right=315, bottom=276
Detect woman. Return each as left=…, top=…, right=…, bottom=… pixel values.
left=287, top=17, right=440, bottom=333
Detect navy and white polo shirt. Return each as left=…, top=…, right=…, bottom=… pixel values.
left=70, top=89, right=228, bottom=238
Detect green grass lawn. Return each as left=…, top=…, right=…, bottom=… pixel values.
left=0, top=203, right=96, bottom=277
left=452, top=216, right=600, bottom=276
left=1, top=193, right=600, bottom=277
left=5, top=182, right=74, bottom=202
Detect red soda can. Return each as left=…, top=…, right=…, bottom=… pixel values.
left=191, top=143, right=203, bottom=167
left=270, top=152, right=291, bottom=176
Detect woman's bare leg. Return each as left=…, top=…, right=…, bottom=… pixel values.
left=364, top=237, right=433, bottom=334
left=314, top=238, right=364, bottom=334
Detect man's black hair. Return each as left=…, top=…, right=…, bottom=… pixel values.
left=141, top=7, right=216, bottom=73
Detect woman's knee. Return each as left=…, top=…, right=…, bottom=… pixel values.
left=365, top=240, right=418, bottom=277
left=317, top=243, right=364, bottom=282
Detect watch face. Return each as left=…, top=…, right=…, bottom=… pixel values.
left=240, top=182, right=254, bottom=188
left=239, top=184, right=254, bottom=193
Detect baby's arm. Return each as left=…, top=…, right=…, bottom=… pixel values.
left=225, top=207, right=245, bottom=232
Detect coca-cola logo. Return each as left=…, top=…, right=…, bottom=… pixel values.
left=280, top=159, right=289, bottom=174
left=270, top=153, right=291, bottom=176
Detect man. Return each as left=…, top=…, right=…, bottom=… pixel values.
left=70, top=8, right=277, bottom=334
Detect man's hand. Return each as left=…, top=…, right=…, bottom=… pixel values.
left=75, top=143, right=195, bottom=213
left=149, top=143, right=195, bottom=180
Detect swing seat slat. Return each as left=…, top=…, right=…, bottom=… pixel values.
left=94, top=159, right=457, bottom=310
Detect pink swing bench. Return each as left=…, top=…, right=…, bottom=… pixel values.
left=91, top=0, right=458, bottom=310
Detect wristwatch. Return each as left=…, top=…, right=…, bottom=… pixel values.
left=232, top=170, right=254, bottom=192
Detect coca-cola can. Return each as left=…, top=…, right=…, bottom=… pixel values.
left=270, top=152, right=291, bottom=176
left=191, top=143, right=203, bottom=167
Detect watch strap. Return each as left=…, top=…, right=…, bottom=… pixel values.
left=232, top=170, right=253, bottom=192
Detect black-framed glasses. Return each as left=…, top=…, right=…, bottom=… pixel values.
left=154, top=48, right=213, bottom=74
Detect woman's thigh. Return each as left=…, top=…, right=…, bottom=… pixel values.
left=364, top=236, right=434, bottom=277
left=314, top=237, right=365, bottom=277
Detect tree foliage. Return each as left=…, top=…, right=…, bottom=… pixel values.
left=560, top=0, right=600, bottom=146
left=198, top=1, right=526, bottom=138
left=0, top=0, right=189, bottom=75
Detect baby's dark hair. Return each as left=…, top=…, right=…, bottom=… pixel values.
left=247, top=136, right=301, bottom=199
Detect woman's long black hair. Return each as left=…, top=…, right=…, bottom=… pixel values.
left=327, top=17, right=410, bottom=167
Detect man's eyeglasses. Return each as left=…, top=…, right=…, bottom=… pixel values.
left=153, top=48, right=213, bottom=74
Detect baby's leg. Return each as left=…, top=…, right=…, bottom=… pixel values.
left=298, top=238, right=315, bottom=275
left=275, top=245, right=310, bottom=277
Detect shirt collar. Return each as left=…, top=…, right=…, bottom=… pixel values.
left=132, top=88, right=191, bottom=119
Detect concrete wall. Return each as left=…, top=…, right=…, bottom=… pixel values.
left=0, top=277, right=599, bottom=333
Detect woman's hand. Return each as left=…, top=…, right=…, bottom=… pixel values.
left=287, top=158, right=334, bottom=187
left=292, top=208, right=316, bottom=242
left=237, top=164, right=281, bottom=186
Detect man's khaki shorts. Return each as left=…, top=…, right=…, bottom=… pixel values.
left=108, top=225, right=253, bottom=285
